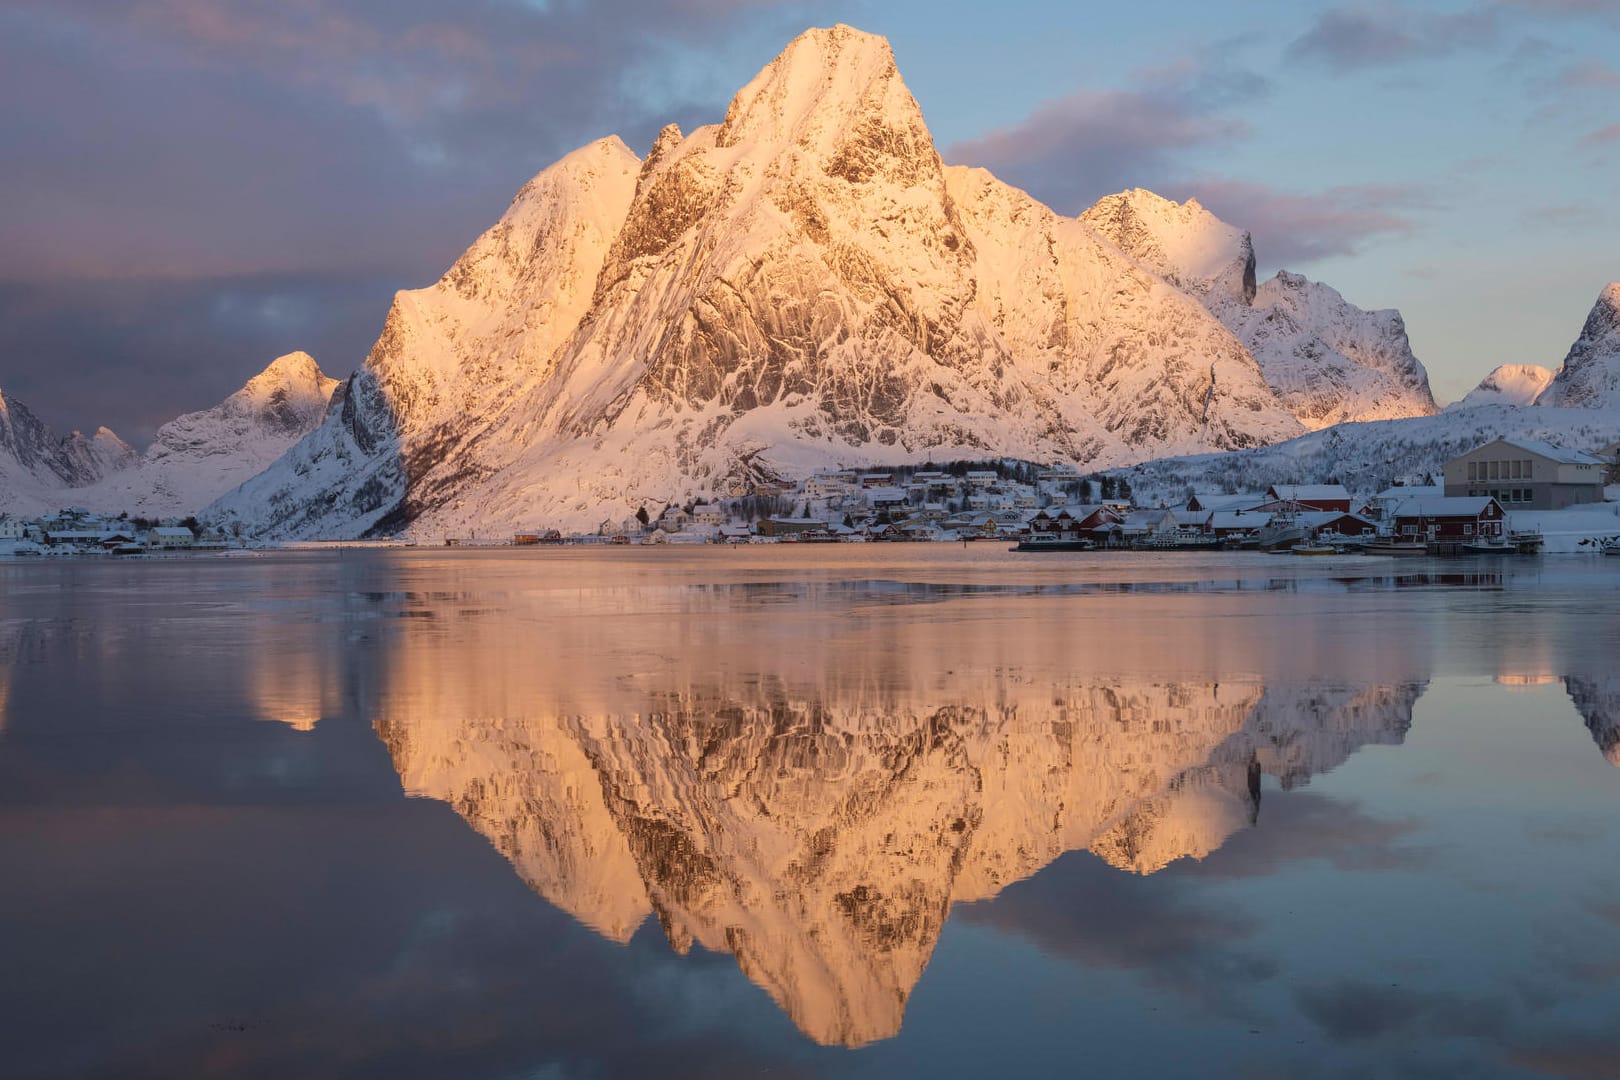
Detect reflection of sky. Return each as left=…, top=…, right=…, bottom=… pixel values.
left=1, top=551, right=1618, bottom=1078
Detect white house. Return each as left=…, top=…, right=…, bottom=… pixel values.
left=690, top=504, right=726, bottom=527
left=147, top=526, right=195, bottom=549
left=0, top=515, right=25, bottom=540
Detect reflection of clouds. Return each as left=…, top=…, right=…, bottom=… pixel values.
left=1167, top=792, right=1422, bottom=881
left=959, top=853, right=1277, bottom=1011
left=1503, top=1038, right=1620, bottom=1079
left=0, top=801, right=804, bottom=1080
left=1294, top=979, right=1508, bottom=1043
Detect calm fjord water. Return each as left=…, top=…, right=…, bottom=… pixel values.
left=2, top=547, right=1619, bottom=1079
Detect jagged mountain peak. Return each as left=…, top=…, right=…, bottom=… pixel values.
left=716, top=25, right=912, bottom=154
left=1081, top=188, right=1257, bottom=306
left=229, top=352, right=339, bottom=432
left=1537, top=282, right=1620, bottom=409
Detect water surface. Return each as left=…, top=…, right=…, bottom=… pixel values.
left=2, top=548, right=1619, bottom=1078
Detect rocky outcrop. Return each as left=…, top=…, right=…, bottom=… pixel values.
left=0, top=387, right=133, bottom=514
left=1082, top=189, right=1437, bottom=431
left=1537, top=283, right=1620, bottom=410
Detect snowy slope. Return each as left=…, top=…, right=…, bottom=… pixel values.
left=1120, top=403, right=1620, bottom=510
left=1221, top=272, right=1438, bottom=430
left=212, top=25, right=1308, bottom=539
left=208, top=137, right=644, bottom=538
left=1538, top=283, right=1620, bottom=410
left=1082, top=189, right=1437, bottom=430
left=1080, top=188, right=1256, bottom=306
left=0, top=387, right=134, bottom=516
left=74, top=352, right=338, bottom=519
left=1453, top=364, right=1555, bottom=409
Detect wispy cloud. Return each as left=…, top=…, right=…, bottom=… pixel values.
left=1286, top=5, right=1501, bottom=73
left=1556, top=59, right=1620, bottom=88
left=941, top=54, right=1269, bottom=215
left=1177, top=178, right=1431, bottom=268
left=1582, top=122, right=1620, bottom=144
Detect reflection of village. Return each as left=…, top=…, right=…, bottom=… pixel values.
left=516, top=437, right=1620, bottom=554
left=303, top=596, right=1620, bottom=1049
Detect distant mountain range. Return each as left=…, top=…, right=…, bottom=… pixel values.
left=1, top=25, right=1614, bottom=534
left=1, top=352, right=336, bottom=519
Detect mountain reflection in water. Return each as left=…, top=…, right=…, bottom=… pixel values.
left=4, top=550, right=1619, bottom=1077
left=362, top=581, right=1443, bottom=1046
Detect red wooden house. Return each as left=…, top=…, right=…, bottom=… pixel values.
left=1390, top=495, right=1504, bottom=542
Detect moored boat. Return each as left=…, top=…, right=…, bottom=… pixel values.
left=1289, top=541, right=1338, bottom=556
left=1364, top=537, right=1428, bottom=556
left=1014, top=537, right=1096, bottom=552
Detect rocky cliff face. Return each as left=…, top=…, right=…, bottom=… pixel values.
left=1537, top=283, right=1620, bottom=410
left=209, top=25, right=1313, bottom=539
left=1453, top=364, right=1556, bottom=409
left=1082, top=189, right=1437, bottom=431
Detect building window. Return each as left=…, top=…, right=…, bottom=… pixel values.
left=1510, top=460, right=1522, bottom=479
left=1490, top=461, right=1500, bottom=480
left=1464, top=524, right=1474, bottom=535
left=1468, top=462, right=1478, bottom=481
left=1523, top=460, right=1532, bottom=477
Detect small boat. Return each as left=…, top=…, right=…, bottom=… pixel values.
left=1254, top=503, right=1310, bottom=551
left=1289, top=541, right=1338, bottom=556
left=1364, top=537, right=1428, bottom=556
left=1460, top=539, right=1514, bottom=555
left=1508, top=528, right=1545, bottom=554
left=1014, top=537, right=1096, bottom=552
left=1602, top=537, right=1620, bottom=557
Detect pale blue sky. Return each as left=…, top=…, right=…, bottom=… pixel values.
left=0, top=0, right=1615, bottom=437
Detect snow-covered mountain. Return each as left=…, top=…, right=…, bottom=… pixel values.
left=1537, top=283, right=1620, bottom=410
left=2, top=353, right=337, bottom=520
left=210, top=25, right=1321, bottom=539
left=1081, top=189, right=1437, bottom=430
left=1123, top=282, right=1620, bottom=504
left=1452, top=364, right=1556, bottom=409
left=75, top=352, right=338, bottom=520
left=1079, top=188, right=1256, bottom=306
left=0, top=387, right=134, bottom=516
left=1121, top=402, right=1619, bottom=509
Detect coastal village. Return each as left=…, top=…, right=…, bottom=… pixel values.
left=5, top=437, right=1619, bottom=557
left=528, top=436, right=1620, bottom=555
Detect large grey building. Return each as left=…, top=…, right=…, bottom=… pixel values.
left=1443, top=438, right=1607, bottom=510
